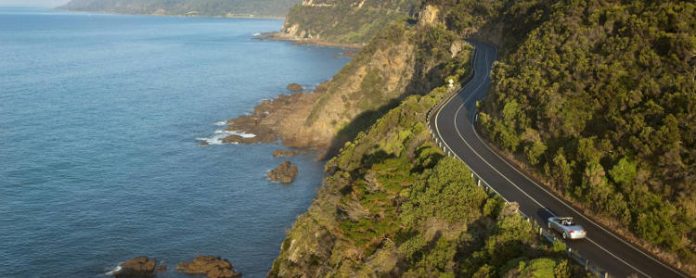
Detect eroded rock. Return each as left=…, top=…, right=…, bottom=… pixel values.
left=176, top=256, right=241, bottom=278
left=267, top=161, right=298, bottom=184
left=113, top=256, right=157, bottom=278
left=287, top=83, right=304, bottom=92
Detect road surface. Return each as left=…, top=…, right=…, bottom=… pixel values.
left=429, top=41, right=688, bottom=278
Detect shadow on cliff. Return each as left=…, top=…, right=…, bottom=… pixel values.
left=321, top=54, right=449, bottom=160
left=323, top=99, right=401, bottom=160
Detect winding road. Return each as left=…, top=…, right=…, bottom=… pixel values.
left=429, top=41, right=688, bottom=278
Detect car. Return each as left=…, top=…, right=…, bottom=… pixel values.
left=548, top=217, right=587, bottom=239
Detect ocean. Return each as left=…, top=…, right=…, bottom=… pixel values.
left=0, top=7, right=349, bottom=277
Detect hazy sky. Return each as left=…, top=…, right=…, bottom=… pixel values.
left=0, top=0, right=71, bottom=7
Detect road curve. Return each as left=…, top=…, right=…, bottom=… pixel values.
left=429, top=41, right=688, bottom=278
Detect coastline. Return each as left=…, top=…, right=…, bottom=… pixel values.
left=257, top=32, right=364, bottom=50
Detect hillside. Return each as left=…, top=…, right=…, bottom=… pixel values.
left=224, top=4, right=467, bottom=157
left=61, top=0, right=298, bottom=18
left=258, top=0, right=695, bottom=275
left=265, top=2, right=589, bottom=277
left=479, top=1, right=695, bottom=270
left=270, top=56, right=583, bottom=278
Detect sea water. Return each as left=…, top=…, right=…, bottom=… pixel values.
left=0, top=7, right=349, bottom=277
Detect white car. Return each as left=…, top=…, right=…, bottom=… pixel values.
left=548, top=217, right=587, bottom=239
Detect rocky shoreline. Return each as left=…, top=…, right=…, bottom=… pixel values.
left=220, top=89, right=334, bottom=157
left=256, top=32, right=364, bottom=50
left=111, top=256, right=240, bottom=278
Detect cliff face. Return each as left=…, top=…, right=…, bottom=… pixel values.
left=279, top=0, right=418, bottom=45
left=227, top=7, right=468, bottom=157
left=61, top=0, right=298, bottom=17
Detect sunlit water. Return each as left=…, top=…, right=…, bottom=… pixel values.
left=0, top=8, right=349, bottom=277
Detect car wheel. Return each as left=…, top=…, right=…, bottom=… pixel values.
left=563, top=232, right=567, bottom=239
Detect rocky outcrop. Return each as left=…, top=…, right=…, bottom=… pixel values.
left=113, top=256, right=157, bottom=278
left=286, top=83, right=304, bottom=92
left=176, top=256, right=241, bottom=278
left=267, top=161, right=298, bottom=184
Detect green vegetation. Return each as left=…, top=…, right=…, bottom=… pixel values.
left=281, top=0, right=418, bottom=44
left=479, top=0, right=695, bottom=265
left=271, top=80, right=587, bottom=276
left=270, top=0, right=694, bottom=275
left=269, top=2, right=589, bottom=276
left=62, top=0, right=298, bottom=17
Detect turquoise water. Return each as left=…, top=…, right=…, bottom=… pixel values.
left=0, top=8, right=349, bottom=277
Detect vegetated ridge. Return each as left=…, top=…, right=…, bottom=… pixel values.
left=61, top=0, right=299, bottom=18
left=266, top=1, right=593, bottom=277
left=261, top=0, right=695, bottom=276
left=478, top=1, right=695, bottom=271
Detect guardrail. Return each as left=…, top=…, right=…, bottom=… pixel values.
left=424, top=47, right=610, bottom=278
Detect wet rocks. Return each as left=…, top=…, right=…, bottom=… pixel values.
left=113, top=256, right=157, bottom=278
left=176, top=256, right=241, bottom=278
left=267, top=161, right=298, bottom=184
left=287, top=83, right=304, bottom=92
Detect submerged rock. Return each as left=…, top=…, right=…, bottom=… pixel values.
left=272, top=149, right=300, bottom=158
left=267, top=161, right=298, bottom=184
left=176, top=256, right=241, bottom=278
left=287, top=83, right=304, bottom=92
left=113, top=256, right=157, bottom=278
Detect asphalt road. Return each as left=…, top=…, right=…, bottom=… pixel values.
left=429, top=41, right=688, bottom=278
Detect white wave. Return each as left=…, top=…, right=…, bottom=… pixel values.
left=105, top=265, right=122, bottom=276
left=197, top=130, right=256, bottom=145
left=253, top=32, right=261, bottom=37
left=214, top=121, right=227, bottom=126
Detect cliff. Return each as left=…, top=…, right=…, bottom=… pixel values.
left=227, top=8, right=470, bottom=158
left=61, top=0, right=298, bottom=18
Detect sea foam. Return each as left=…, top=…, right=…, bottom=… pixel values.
left=197, top=129, right=256, bottom=145
left=105, top=265, right=122, bottom=276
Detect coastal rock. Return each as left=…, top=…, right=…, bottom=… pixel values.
left=268, top=161, right=298, bottom=184
left=176, top=256, right=241, bottom=278
left=273, top=149, right=300, bottom=158
left=113, top=256, right=157, bottom=278
left=287, top=83, right=304, bottom=92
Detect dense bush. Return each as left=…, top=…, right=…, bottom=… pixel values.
left=480, top=0, right=695, bottom=263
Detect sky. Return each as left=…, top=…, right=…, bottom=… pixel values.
left=0, top=0, right=71, bottom=7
